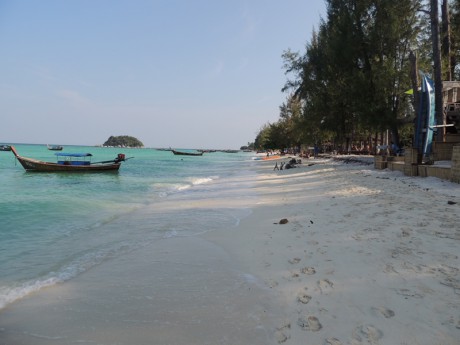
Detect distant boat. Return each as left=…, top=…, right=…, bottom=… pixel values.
left=197, top=149, right=216, bottom=153
left=10, top=146, right=130, bottom=172
left=0, top=145, right=12, bottom=151
left=171, top=149, right=203, bottom=156
left=252, top=155, right=281, bottom=161
left=220, top=149, right=239, bottom=153
left=47, top=144, right=63, bottom=151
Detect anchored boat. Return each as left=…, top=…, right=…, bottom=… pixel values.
left=47, top=144, right=64, bottom=151
left=10, top=146, right=130, bottom=172
left=171, top=149, right=203, bottom=156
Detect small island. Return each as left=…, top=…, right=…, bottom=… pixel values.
left=103, top=135, right=144, bottom=148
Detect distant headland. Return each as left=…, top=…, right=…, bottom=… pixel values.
left=102, top=135, right=144, bottom=148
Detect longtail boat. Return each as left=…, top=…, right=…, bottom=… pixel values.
left=171, top=149, right=203, bottom=156
left=0, top=145, right=12, bottom=151
left=10, top=146, right=130, bottom=172
left=47, top=144, right=63, bottom=151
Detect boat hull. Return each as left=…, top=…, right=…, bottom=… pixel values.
left=16, top=156, right=120, bottom=172
left=171, top=150, right=203, bottom=156
left=11, top=146, right=122, bottom=172
left=0, top=145, right=12, bottom=151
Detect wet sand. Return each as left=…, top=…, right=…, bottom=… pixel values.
left=0, top=235, right=279, bottom=345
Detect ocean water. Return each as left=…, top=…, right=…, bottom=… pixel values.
left=0, top=144, right=258, bottom=310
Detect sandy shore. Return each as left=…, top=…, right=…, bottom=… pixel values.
left=205, top=156, right=460, bottom=344
left=1, top=156, right=459, bottom=345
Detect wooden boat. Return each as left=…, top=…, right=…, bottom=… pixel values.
left=47, top=144, right=63, bottom=151
left=171, top=149, right=203, bottom=156
left=197, top=149, right=216, bottom=153
left=0, top=145, right=12, bottom=151
left=10, top=146, right=129, bottom=172
left=220, top=149, right=239, bottom=153
left=252, top=155, right=281, bottom=161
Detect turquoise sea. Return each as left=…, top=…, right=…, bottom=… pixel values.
left=0, top=144, right=257, bottom=310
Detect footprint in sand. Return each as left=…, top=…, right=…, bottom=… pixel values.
left=395, top=288, right=423, bottom=299
left=288, top=257, right=301, bottom=264
left=297, top=315, right=322, bottom=331
left=290, top=270, right=300, bottom=279
left=297, top=290, right=312, bottom=304
left=383, top=264, right=398, bottom=274
left=325, top=338, right=342, bottom=345
left=400, top=227, right=412, bottom=237
left=317, top=279, right=334, bottom=294
left=372, top=306, right=395, bottom=318
left=352, top=324, right=383, bottom=343
left=275, top=320, right=291, bottom=344
left=275, top=330, right=290, bottom=343
left=300, top=266, right=316, bottom=275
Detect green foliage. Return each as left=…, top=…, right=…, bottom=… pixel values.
left=103, top=135, right=144, bottom=147
left=254, top=123, right=272, bottom=150
left=256, top=0, right=429, bottom=151
left=452, top=0, right=460, bottom=79
left=240, top=142, right=255, bottom=150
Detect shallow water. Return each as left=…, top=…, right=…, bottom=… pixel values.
left=0, top=144, right=258, bottom=309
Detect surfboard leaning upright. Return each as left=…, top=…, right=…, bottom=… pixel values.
left=415, top=73, right=436, bottom=163
left=422, top=75, right=436, bottom=162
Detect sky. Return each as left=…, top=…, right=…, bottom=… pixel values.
left=0, top=0, right=326, bottom=149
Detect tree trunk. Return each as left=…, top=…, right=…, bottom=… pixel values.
left=430, top=0, right=445, bottom=142
left=441, top=0, right=451, bottom=81
left=409, top=51, right=419, bottom=114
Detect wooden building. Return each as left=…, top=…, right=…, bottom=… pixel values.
left=373, top=81, right=460, bottom=183
left=443, top=81, right=460, bottom=138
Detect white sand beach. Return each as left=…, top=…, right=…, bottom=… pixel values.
left=1, top=156, right=459, bottom=345
left=206, top=157, right=460, bottom=345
